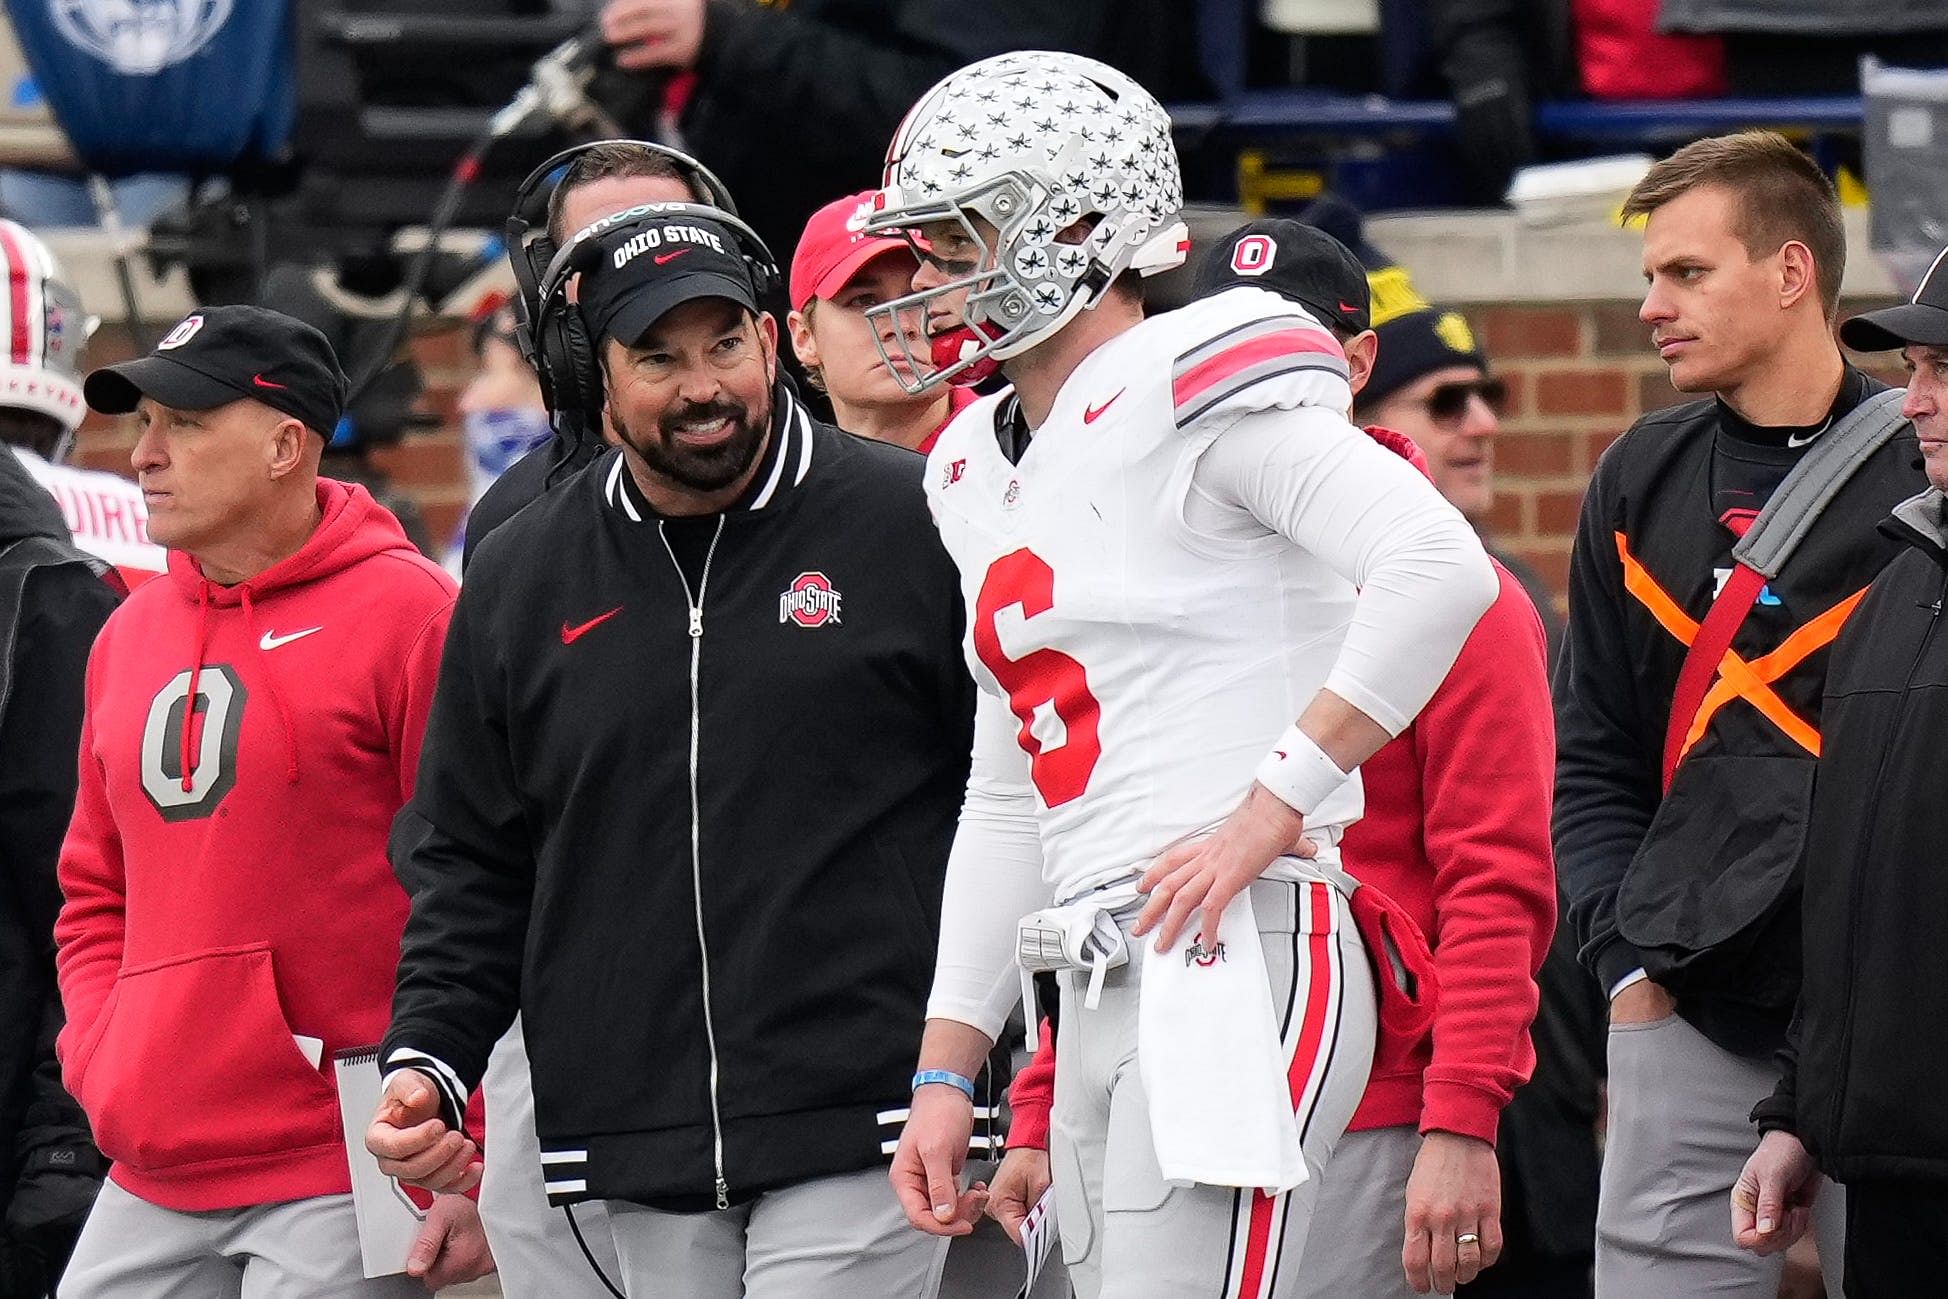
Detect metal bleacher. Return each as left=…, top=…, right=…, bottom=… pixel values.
left=1171, top=0, right=1864, bottom=208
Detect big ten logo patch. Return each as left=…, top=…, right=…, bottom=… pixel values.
left=779, top=571, right=843, bottom=628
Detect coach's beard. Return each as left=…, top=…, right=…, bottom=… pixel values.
left=619, top=395, right=770, bottom=494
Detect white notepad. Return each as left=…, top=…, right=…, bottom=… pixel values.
left=1017, top=1187, right=1058, bottom=1299
left=333, top=1046, right=429, bottom=1278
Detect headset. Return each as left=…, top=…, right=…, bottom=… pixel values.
left=530, top=199, right=782, bottom=418
left=505, top=140, right=739, bottom=413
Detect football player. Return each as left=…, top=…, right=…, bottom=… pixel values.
left=874, top=51, right=1501, bottom=1299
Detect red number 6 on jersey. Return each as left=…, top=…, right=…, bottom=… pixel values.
left=973, top=548, right=1103, bottom=806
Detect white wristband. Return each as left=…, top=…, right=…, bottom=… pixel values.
left=1252, top=726, right=1348, bottom=816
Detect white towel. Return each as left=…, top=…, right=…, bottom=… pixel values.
left=1137, top=888, right=1307, bottom=1192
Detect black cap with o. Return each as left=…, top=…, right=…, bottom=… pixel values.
left=1192, top=218, right=1372, bottom=335
left=84, top=304, right=348, bottom=438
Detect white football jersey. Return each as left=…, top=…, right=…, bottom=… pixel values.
left=926, top=286, right=1370, bottom=904
left=11, top=446, right=164, bottom=581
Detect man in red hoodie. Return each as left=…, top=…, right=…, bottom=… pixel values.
left=51, top=306, right=492, bottom=1296
left=993, top=223, right=1558, bottom=1297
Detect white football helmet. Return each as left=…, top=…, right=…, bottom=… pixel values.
left=0, top=219, right=92, bottom=437
left=864, top=50, right=1188, bottom=393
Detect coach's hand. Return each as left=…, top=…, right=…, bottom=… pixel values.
left=1403, top=1131, right=1503, bottom=1294
left=1732, top=1130, right=1819, bottom=1256
left=407, top=1193, right=495, bottom=1290
left=1135, top=783, right=1314, bottom=952
left=987, top=1147, right=1052, bottom=1246
left=890, top=1084, right=988, bottom=1237
left=366, top=1070, right=482, bottom=1194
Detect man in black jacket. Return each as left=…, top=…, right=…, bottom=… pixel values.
left=460, top=141, right=718, bottom=571
left=1732, top=254, right=1948, bottom=1298
left=0, top=445, right=118, bottom=1297
left=371, top=204, right=975, bottom=1297
left=1554, top=131, right=1922, bottom=1297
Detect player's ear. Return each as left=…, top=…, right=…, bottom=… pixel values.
left=1343, top=330, right=1379, bottom=397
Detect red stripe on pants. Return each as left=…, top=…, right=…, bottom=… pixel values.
left=1232, top=882, right=1337, bottom=1298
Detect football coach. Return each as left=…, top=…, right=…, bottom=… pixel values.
left=367, top=202, right=979, bottom=1298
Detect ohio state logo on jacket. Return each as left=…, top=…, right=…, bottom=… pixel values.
left=778, top=571, right=842, bottom=628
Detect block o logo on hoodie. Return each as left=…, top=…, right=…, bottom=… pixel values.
left=140, top=665, right=247, bottom=821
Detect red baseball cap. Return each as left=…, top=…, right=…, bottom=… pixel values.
left=789, top=192, right=915, bottom=312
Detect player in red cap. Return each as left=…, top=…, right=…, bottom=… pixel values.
left=788, top=191, right=978, bottom=454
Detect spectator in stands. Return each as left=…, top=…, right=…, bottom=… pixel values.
left=1731, top=256, right=1948, bottom=1299
left=597, top=0, right=1203, bottom=259
left=447, top=301, right=551, bottom=572
left=0, top=438, right=118, bottom=1299
left=0, top=219, right=164, bottom=585
left=52, top=306, right=489, bottom=1296
left=462, top=141, right=714, bottom=572
left=787, top=191, right=977, bottom=454
left=1555, top=130, right=1921, bottom=1299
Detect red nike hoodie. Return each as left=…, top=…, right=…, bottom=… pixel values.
left=54, top=479, right=457, bottom=1212
left=1008, top=428, right=1556, bottom=1148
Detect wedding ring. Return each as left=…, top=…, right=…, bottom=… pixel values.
left=1456, top=1233, right=1481, bottom=1247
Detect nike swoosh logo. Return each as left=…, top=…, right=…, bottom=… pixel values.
left=653, top=250, right=690, bottom=266
left=259, top=626, right=322, bottom=650
left=561, top=607, right=624, bottom=645
left=1338, top=302, right=1358, bottom=315
left=1083, top=390, right=1125, bottom=424
left=252, top=373, right=288, bottom=390
left=1785, top=429, right=1822, bottom=448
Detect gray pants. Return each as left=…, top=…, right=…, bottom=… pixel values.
left=1598, top=1012, right=1845, bottom=1298
left=480, top=1016, right=622, bottom=1298
left=1051, top=879, right=1377, bottom=1299
left=61, top=1178, right=423, bottom=1298
left=605, top=1166, right=947, bottom=1298
left=1294, top=1125, right=1420, bottom=1299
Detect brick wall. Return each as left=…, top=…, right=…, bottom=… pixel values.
left=69, top=304, right=1905, bottom=604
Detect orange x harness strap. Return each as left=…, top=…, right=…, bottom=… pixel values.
left=1617, top=532, right=1867, bottom=790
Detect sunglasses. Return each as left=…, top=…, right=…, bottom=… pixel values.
left=1421, top=377, right=1507, bottom=426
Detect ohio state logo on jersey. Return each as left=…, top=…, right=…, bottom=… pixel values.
left=779, top=571, right=843, bottom=628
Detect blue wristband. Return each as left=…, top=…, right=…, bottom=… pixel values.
left=912, top=1069, right=977, bottom=1100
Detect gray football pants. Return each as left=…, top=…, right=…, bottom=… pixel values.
left=480, top=1015, right=622, bottom=1298
left=61, top=1179, right=423, bottom=1298
left=605, top=1165, right=948, bottom=1298
left=1051, top=878, right=1377, bottom=1299
left=1597, top=1011, right=1845, bottom=1298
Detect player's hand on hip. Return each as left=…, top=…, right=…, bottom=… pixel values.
left=407, top=1193, right=495, bottom=1290
left=600, top=0, right=705, bottom=70
left=366, top=1069, right=482, bottom=1194
left=987, top=1147, right=1052, bottom=1245
left=1135, top=783, right=1311, bottom=952
left=1732, top=1130, right=1819, bottom=1256
left=890, top=1083, right=987, bottom=1236
left=1403, top=1131, right=1503, bottom=1294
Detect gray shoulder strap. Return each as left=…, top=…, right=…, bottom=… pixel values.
left=1733, top=387, right=1909, bottom=579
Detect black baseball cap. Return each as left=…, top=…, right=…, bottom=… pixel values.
left=1192, top=218, right=1372, bottom=335
left=1840, top=247, right=1948, bottom=352
left=84, top=304, right=347, bottom=437
left=578, top=214, right=759, bottom=347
